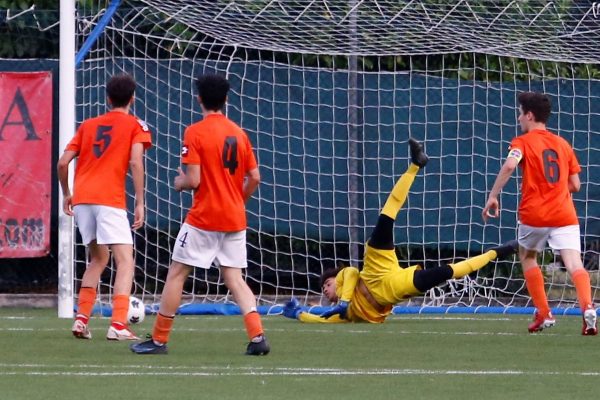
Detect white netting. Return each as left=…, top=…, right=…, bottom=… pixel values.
left=73, top=1, right=600, bottom=311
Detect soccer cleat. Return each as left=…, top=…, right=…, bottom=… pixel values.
left=72, top=319, right=92, bottom=340
left=130, top=338, right=168, bottom=354
left=582, top=307, right=598, bottom=336
left=106, top=324, right=140, bottom=341
left=408, top=138, right=428, bottom=168
left=246, top=336, right=270, bottom=356
left=528, top=312, right=556, bottom=333
left=489, top=240, right=519, bottom=259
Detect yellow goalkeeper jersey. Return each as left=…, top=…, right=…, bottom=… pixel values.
left=298, top=266, right=393, bottom=323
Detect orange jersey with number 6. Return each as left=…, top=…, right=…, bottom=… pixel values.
left=509, top=129, right=580, bottom=227
left=181, top=113, right=257, bottom=231
left=66, top=110, right=152, bottom=209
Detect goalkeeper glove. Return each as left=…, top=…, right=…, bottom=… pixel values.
left=320, top=300, right=349, bottom=319
left=282, top=297, right=303, bottom=319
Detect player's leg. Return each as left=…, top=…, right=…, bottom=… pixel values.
left=550, top=225, right=597, bottom=335
left=106, top=243, right=139, bottom=340
left=219, top=230, right=269, bottom=355
left=155, top=261, right=192, bottom=342
left=92, top=206, right=138, bottom=340
left=73, top=241, right=109, bottom=339
left=370, top=138, right=428, bottom=251
left=412, top=240, right=518, bottom=292
left=72, top=205, right=108, bottom=339
left=131, top=223, right=214, bottom=354
left=378, top=138, right=427, bottom=224
left=518, top=225, right=555, bottom=332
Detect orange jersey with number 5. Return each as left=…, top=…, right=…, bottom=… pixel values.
left=181, top=113, right=257, bottom=231
left=66, top=111, right=152, bottom=209
left=509, top=129, right=580, bottom=227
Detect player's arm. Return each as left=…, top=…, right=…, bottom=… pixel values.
left=243, top=167, right=260, bottom=202
left=482, top=150, right=519, bottom=222
left=174, top=164, right=200, bottom=192
left=57, top=150, right=78, bottom=216
left=568, top=173, right=580, bottom=193
left=129, top=142, right=146, bottom=229
left=334, top=267, right=359, bottom=302
left=298, top=312, right=348, bottom=323
left=281, top=298, right=349, bottom=323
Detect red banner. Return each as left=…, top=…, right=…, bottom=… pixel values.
left=0, top=72, right=52, bottom=258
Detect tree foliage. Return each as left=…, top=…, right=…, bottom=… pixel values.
left=0, top=1, right=597, bottom=80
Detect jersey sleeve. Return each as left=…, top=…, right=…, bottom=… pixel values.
left=132, top=118, right=152, bottom=149
left=65, top=123, right=84, bottom=153
left=181, top=127, right=200, bottom=165
left=298, top=312, right=348, bottom=323
left=507, top=137, right=524, bottom=163
left=336, top=267, right=360, bottom=303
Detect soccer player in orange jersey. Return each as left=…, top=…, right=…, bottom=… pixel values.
left=282, top=139, right=517, bottom=324
left=482, top=91, right=597, bottom=335
left=57, top=73, right=152, bottom=340
left=130, top=74, right=268, bottom=355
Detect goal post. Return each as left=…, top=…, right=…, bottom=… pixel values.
left=64, top=1, right=600, bottom=316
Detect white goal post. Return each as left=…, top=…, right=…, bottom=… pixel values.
left=59, top=0, right=600, bottom=317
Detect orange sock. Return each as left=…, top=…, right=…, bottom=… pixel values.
left=111, top=294, right=129, bottom=326
left=571, top=269, right=593, bottom=311
left=77, top=287, right=96, bottom=319
left=152, top=313, right=175, bottom=344
left=244, top=311, right=264, bottom=341
left=524, top=268, right=551, bottom=317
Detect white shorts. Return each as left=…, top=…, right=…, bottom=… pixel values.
left=73, top=205, right=133, bottom=246
left=171, top=223, right=247, bottom=269
left=518, top=224, right=581, bottom=253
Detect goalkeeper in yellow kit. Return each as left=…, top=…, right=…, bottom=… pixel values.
left=283, top=138, right=517, bottom=323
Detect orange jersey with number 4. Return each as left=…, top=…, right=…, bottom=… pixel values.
left=66, top=111, right=152, bottom=209
left=181, top=113, right=257, bottom=231
left=509, top=129, right=580, bottom=227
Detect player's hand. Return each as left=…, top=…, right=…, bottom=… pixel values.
left=320, top=300, right=349, bottom=319
left=62, top=195, right=74, bottom=216
left=174, top=167, right=186, bottom=192
left=482, top=198, right=499, bottom=222
left=132, top=203, right=145, bottom=230
left=282, top=297, right=303, bottom=319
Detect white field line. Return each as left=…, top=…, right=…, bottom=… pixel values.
left=0, top=363, right=598, bottom=377
left=0, top=326, right=567, bottom=336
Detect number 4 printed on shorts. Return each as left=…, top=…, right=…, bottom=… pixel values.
left=179, top=232, right=188, bottom=248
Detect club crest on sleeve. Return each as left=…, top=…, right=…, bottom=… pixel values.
left=181, top=145, right=189, bottom=156
left=508, top=148, right=523, bottom=161
left=137, top=118, right=150, bottom=132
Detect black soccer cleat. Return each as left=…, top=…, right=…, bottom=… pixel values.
left=409, top=138, right=429, bottom=168
left=489, top=239, right=519, bottom=259
left=245, top=336, right=270, bottom=356
left=130, top=338, right=168, bottom=355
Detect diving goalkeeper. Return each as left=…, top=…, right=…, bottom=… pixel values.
left=283, top=138, right=517, bottom=323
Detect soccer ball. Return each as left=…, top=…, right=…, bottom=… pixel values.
left=127, top=296, right=145, bottom=324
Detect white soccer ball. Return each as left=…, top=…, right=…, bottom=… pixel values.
left=127, top=296, right=145, bottom=324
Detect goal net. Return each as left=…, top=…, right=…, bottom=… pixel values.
left=71, top=1, right=600, bottom=315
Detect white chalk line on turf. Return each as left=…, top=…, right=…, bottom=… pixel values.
left=0, top=326, right=567, bottom=336
left=0, top=364, right=599, bottom=377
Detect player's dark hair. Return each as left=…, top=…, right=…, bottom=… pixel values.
left=321, top=268, right=341, bottom=288
left=106, top=73, right=136, bottom=108
left=518, top=91, right=551, bottom=123
left=195, top=74, right=230, bottom=111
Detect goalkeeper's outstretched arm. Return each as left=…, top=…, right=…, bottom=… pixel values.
left=298, top=312, right=347, bottom=323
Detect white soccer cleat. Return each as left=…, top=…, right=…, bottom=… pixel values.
left=106, top=325, right=140, bottom=341
left=72, top=319, right=92, bottom=340
left=582, top=307, right=598, bottom=336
